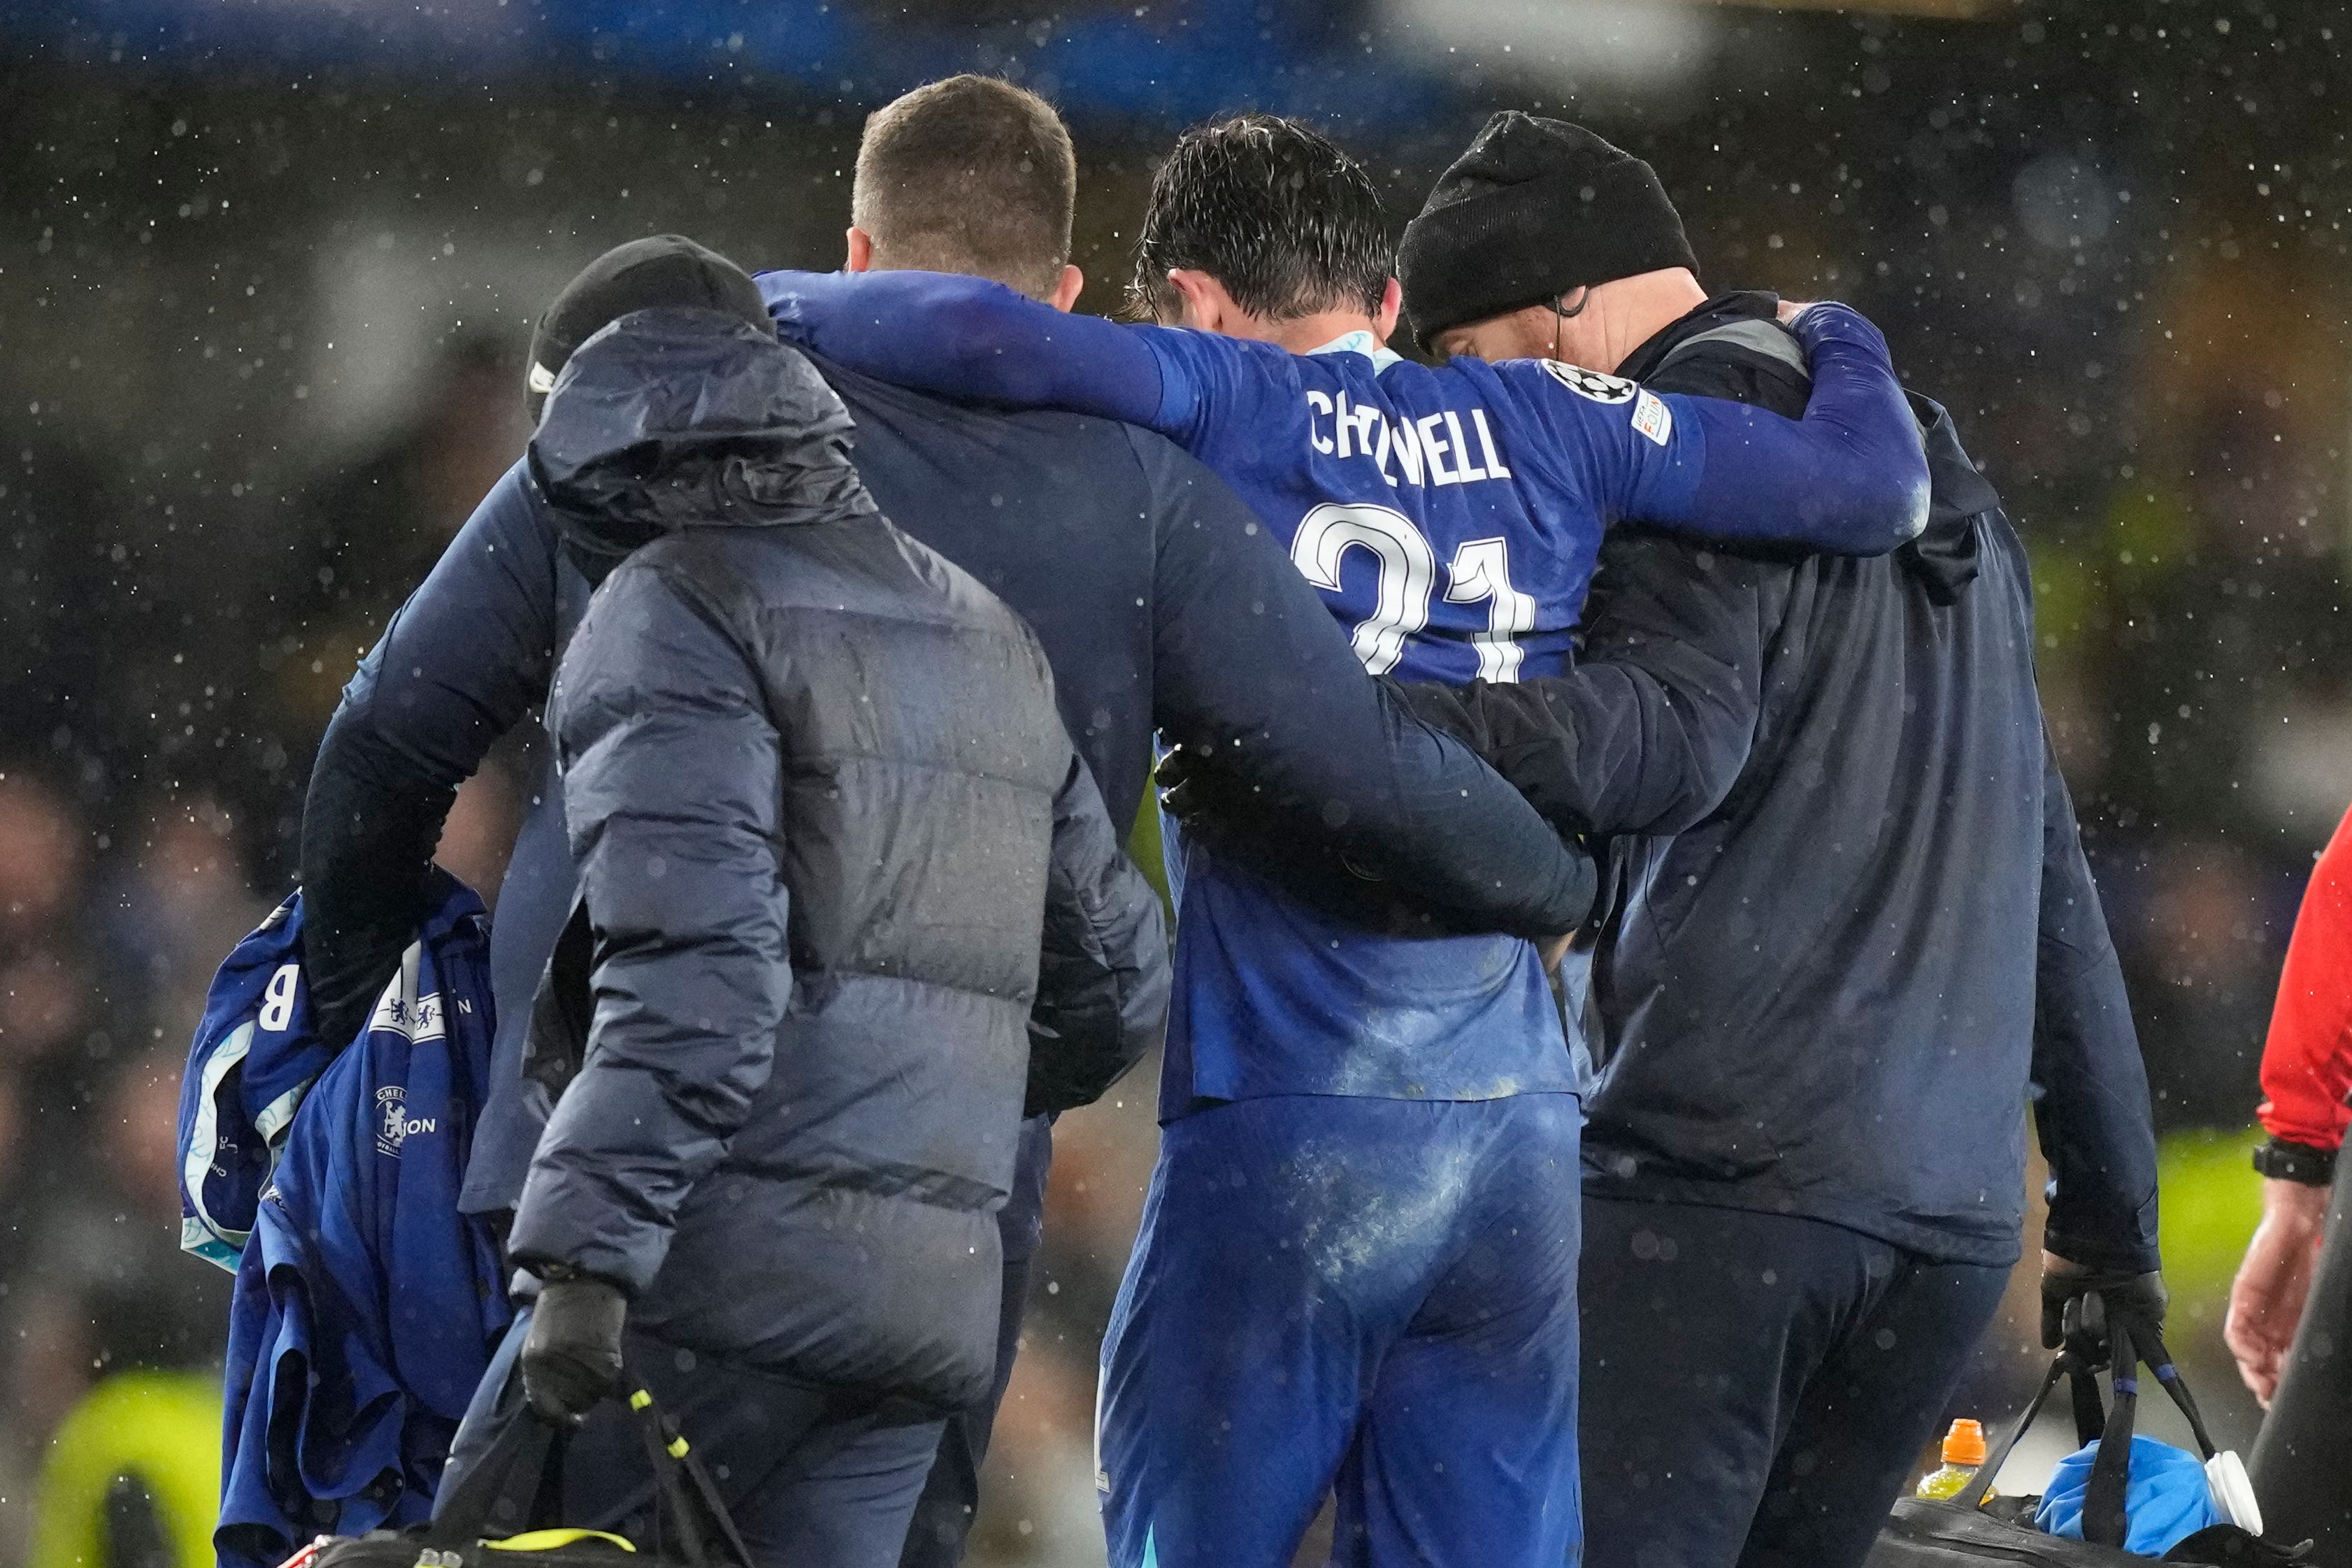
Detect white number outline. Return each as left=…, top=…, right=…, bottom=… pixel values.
left=1445, top=536, right=1537, bottom=684
left=1291, top=502, right=1436, bottom=676
left=1291, top=503, right=1533, bottom=682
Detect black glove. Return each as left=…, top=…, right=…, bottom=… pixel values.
left=2041, top=1260, right=2168, bottom=1366
left=521, top=1273, right=628, bottom=1424
left=1156, top=744, right=1295, bottom=854
left=1154, top=745, right=1395, bottom=916
left=1155, top=745, right=1473, bottom=933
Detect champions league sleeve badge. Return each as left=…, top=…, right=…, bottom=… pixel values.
left=1539, top=361, right=1639, bottom=405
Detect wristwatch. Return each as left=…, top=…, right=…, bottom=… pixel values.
left=2252, top=1137, right=2338, bottom=1187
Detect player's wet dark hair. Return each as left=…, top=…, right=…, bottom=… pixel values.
left=1128, top=114, right=1391, bottom=324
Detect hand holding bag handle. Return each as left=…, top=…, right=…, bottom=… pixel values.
left=423, top=1362, right=753, bottom=1568
left=1954, top=1311, right=2219, bottom=1546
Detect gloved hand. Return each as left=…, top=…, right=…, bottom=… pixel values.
left=1156, top=744, right=1288, bottom=849
left=2042, top=1253, right=2168, bottom=1367
left=1154, top=744, right=1386, bottom=914
left=521, top=1272, right=628, bottom=1425
left=1156, top=744, right=1600, bottom=940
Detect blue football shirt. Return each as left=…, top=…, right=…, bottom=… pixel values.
left=1140, top=327, right=1694, bottom=1110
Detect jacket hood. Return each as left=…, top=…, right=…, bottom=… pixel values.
left=1902, top=392, right=1997, bottom=606
left=529, top=305, right=877, bottom=583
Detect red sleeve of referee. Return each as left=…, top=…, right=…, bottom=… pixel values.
left=2258, top=804, right=2352, bottom=1151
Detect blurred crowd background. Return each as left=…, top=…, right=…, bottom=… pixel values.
left=3, top=0, right=2349, bottom=1562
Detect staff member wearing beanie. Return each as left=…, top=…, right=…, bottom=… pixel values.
left=1387, top=113, right=2165, bottom=1568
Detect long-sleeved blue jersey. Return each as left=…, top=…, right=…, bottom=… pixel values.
left=763, top=273, right=1930, bottom=1111
left=209, top=870, right=510, bottom=1568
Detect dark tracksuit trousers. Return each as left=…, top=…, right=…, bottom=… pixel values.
left=450, top=1310, right=948, bottom=1567
left=445, top=1132, right=1047, bottom=1568
left=1578, top=1198, right=2008, bottom=1568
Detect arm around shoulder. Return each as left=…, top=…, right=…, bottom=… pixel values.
left=1138, top=429, right=1597, bottom=937
left=1391, top=527, right=1772, bottom=838
left=1661, top=304, right=1931, bottom=556
left=759, top=268, right=1165, bottom=426
left=298, top=461, right=561, bottom=1044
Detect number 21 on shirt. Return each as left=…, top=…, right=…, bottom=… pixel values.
left=1291, top=502, right=1535, bottom=683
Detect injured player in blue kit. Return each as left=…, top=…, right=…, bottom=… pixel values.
left=768, top=110, right=1926, bottom=1568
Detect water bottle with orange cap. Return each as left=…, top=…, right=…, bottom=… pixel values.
left=1914, top=1418, right=1996, bottom=1502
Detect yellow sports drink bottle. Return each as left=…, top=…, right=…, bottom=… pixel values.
left=1916, top=1418, right=1993, bottom=1502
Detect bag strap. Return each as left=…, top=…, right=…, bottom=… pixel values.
left=2082, top=1356, right=2139, bottom=1548
left=1956, top=1351, right=2079, bottom=1510
left=1963, top=1321, right=2220, bottom=1547
left=425, top=1362, right=754, bottom=1568
left=2144, top=1329, right=2221, bottom=1460
left=1652, top=319, right=1810, bottom=381
left=2070, top=1358, right=2108, bottom=1446
left=424, top=1402, right=556, bottom=1551
left=619, top=1369, right=756, bottom=1568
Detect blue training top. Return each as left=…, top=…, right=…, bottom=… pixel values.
left=766, top=271, right=1928, bottom=1112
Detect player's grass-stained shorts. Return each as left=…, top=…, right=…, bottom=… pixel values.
left=1096, top=1091, right=1584, bottom=1568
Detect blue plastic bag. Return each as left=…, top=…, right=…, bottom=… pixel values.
left=2035, top=1434, right=2221, bottom=1557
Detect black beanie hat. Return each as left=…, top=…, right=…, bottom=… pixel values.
left=526, top=235, right=772, bottom=419
left=1398, top=113, right=1699, bottom=352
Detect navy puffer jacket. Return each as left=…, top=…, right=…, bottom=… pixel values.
left=505, top=308, right=1167, bottom=1411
